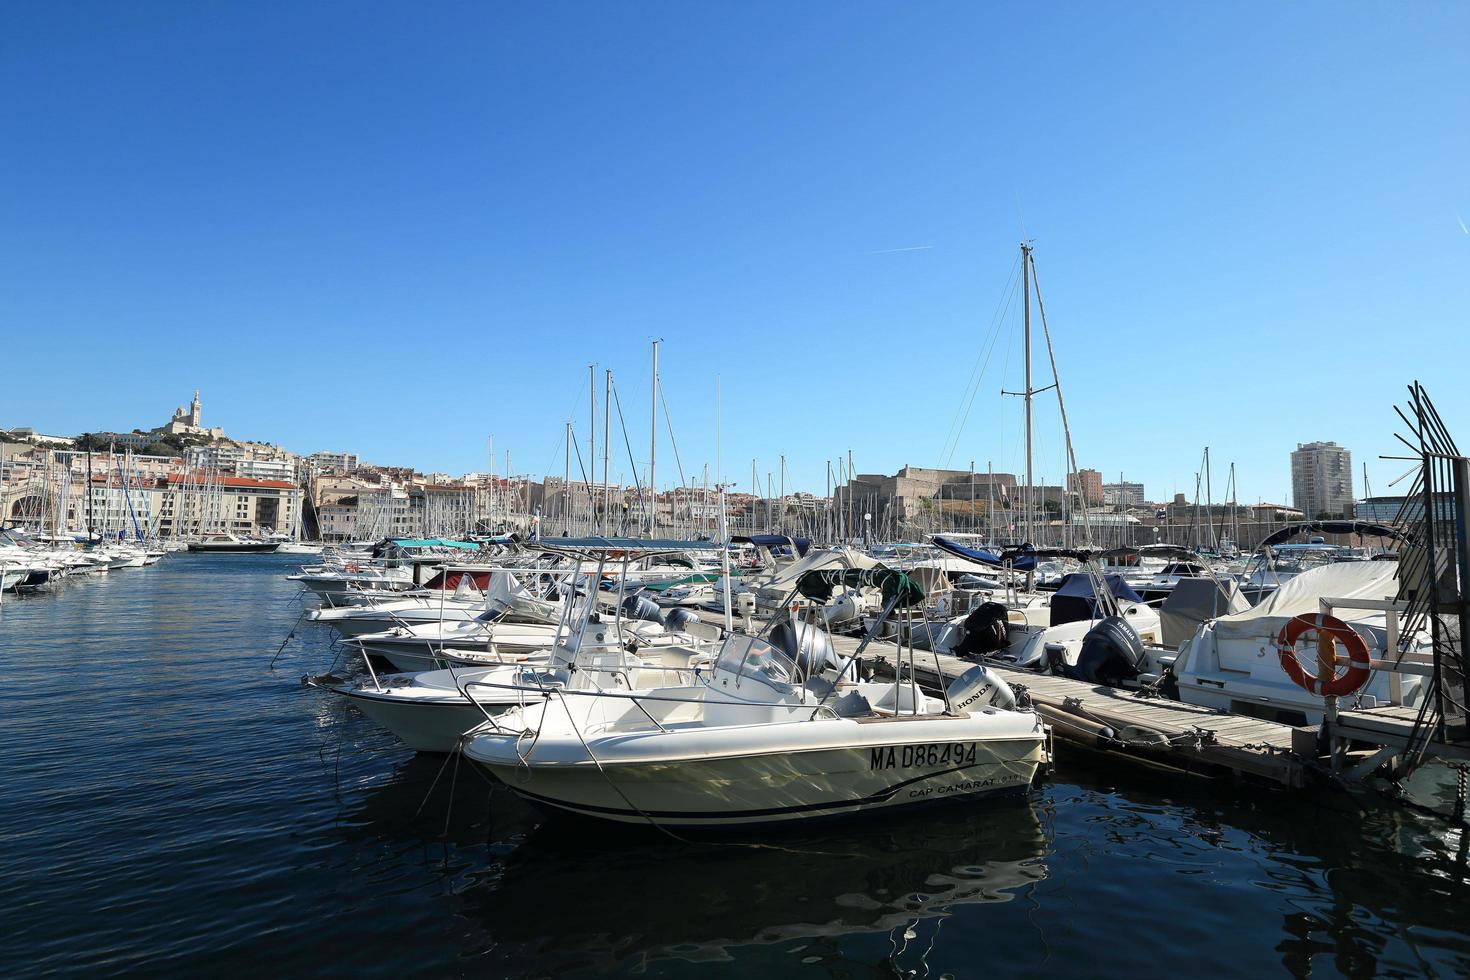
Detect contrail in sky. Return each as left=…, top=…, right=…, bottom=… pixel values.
left=1457, top=211, right=1468, bottom=235
left=865, top=245, right=934, bottom=254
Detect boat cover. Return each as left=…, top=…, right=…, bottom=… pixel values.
left=1211, top=561, right=1399, bottom=642
left=1159, top=577, right=1249, bottom=648
left=932, top=536, right=1038, bottom=571
left=797, top=568, right=925, bottom=607
left=733, top=534, right=811, bottom=557
left=1050, top=573, right=1144, bottom=627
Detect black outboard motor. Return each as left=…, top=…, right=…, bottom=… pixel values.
left=662, top=607, right=698, bottom=632
left=953, top=602, right=1010, bottom=658
left=1063, top=616, right=1146, bottom=686
left=620, top=593, right=663, bottom=624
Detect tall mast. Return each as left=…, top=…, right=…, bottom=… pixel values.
left=649, top=340, right=659, bottom=535
left=1022, top=242, right=1034, bottom=545
left=588, top=363, right=595, bottom=533
left=603, top=369, right=612, bottom=534
left=85, top=437, right=94, bottom=540
left=563, top=421, right=571, bottom=533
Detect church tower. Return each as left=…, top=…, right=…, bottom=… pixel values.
left=189, top=389, right=202, bottom=427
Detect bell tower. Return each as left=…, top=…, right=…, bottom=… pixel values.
left=190, top=389, right=202, bottom=427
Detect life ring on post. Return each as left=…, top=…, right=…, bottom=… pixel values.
left=1275, top=613, right=1371, bottom=698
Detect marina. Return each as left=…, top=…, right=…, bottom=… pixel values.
left=5, top=4, right=1470, bottom=977
left=4, top=553, right=1470, bottom=976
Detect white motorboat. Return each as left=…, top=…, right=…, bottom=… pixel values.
left=330, top=629, right=714, bottom=752
left=463, top=567, right=1050, bottom=828
left=1164, top=560, right=1429, bottom=726
left=187, top=533, right=279, bottom=553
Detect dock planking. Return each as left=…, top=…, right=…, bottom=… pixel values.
left=828, top=635, right=1312, bottom=788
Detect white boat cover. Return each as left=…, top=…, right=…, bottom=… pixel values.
left=1159, top=577, right=1250, bottom=648
left=1212, top=562, right=1398, bottom=642
left=761, top=547, right=881, bottom=590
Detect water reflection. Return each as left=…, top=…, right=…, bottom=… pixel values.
left=449, top=795, right=1049, bottom=972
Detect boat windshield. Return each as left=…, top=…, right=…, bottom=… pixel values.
left=713, top=633, right=798, bottom=687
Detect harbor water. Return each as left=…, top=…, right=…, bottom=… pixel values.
left=3, top=555, right=1469, bottom=978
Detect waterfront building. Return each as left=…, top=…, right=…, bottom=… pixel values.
left=308, top=451, right=360, bottom=474
left=1291, top=441, right=1354, bottom=518
left=1355, top=493, right=1456, bottom=524
left=1069, top=468, right=1104, bottom=505
left=1103, top=481, right=1147, bottom=507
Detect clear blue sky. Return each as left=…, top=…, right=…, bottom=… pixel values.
left=3, top=2, right=1466, bottom=505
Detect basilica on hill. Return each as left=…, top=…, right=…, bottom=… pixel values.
left=155, top=389, right=226, bottom=440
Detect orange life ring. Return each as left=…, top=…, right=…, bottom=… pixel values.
left=1275, top=613, right=1371, bottom=698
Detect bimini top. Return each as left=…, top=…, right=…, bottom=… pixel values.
left=796, top=567, right=925, bottom=607
left=733, top=534, right=811, bottom=557
left=931, top=536, right=1038, bottom=571
left=387, top=538, right=481, bottom=550
left=1259, top=521, right=1409, bottom=549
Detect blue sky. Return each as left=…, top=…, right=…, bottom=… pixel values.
left=3, top=2, right=1466, bottom=505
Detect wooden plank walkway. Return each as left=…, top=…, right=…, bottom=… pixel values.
left=828, top=635, right=1313, bottom=788
left=686, top=606, right=1315, bottom=786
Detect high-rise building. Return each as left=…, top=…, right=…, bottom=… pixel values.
left=1069, top=468, right=1104, bottom=504
left=1291, top=441, right=1354, bottom=518
left=1103, top=481, right=1147, bottom=507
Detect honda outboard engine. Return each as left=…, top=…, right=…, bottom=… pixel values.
left=662, top=607, right=698, bottom=632
left=1064, top=616, right=1146, bottom=686
left=952, top=602, right=1010, bottom=658
left=945, top=663, right=1017, bottom=712
left=620, top=593, right=663, bottom=624
left=769, top=618, right=839, bottom=681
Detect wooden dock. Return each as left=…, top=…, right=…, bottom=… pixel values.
left=829, top=635, right=1314, bottom=788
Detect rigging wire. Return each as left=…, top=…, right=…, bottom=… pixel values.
left=940, top=253, right=1023, bottom=467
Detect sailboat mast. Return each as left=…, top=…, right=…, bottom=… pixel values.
left=649, top=340, right=659, bottom=535
left=1022, top=242, right=1034, bottom=545
left=85, top=440, right=94, bottom=540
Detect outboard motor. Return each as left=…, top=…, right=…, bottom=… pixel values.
left=769, top=618, right=839, bottom=681
left=952, top=602, right=1011, bottom=658
left=620, top=593, right=663, bottom=624
left=945, top=664, right=1017, bottom=712
left=818, top=592, right=862, bottom=628
left=1063, top=616, right=1146, bottom=686
left=662, top=607, right=698, bottom=632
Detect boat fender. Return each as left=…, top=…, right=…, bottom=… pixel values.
left=946, top=664, right=1017, bottom=712
left=1063, top=617, right=1146, bottom=686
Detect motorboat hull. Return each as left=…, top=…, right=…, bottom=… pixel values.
left=187, top=541, right=280, bottom=553
left=467, top=723, right=1047, bottom=827
left=337, top=686, right=501, bottom=753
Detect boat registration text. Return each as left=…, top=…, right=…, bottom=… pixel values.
left=869, top=742, right=977, bottom=770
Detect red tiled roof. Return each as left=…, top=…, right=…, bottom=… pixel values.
left=163, top=474, right=296, bottom=489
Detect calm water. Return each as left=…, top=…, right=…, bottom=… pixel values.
left=3, top=555, right=1470, bottom=978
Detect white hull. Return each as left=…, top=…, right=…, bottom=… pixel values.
left=469, top=723, right=1045, bottom=826
left=340, top=686, right=500, bottom=752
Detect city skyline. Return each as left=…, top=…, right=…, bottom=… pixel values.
left=3, top=5, right=1466, bottom=506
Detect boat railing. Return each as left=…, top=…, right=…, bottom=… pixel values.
left=459, top=675, right=833, bottom=737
